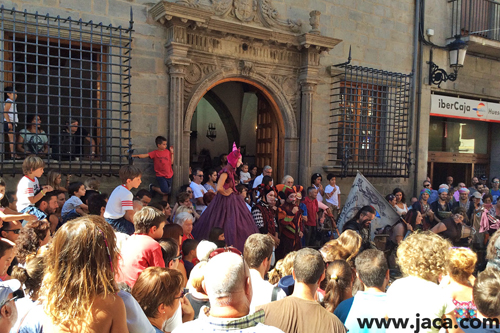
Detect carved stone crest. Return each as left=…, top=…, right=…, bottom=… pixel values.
left=234, top=0, right=255, bottom=22
left=212, top=0, right=233, bottom=16
left=208, top=0, right=302, bottom=33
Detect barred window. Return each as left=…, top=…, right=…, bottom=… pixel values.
left=0, top=7, right=133, bottom=176
left=337, top=82, right=386, bottom=163
left=330, top=65, right=412, bottom=178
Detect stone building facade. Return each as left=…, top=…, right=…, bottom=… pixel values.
left=2, top=0, right=497, bottom=204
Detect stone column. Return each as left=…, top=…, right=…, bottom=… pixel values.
left=164, top=22, right=190, bottom=198
left=298, top=81, right=317, bottom=186
left=167, top=63, right=188, bottom=194
left=284, top=137, right=300, bottom=180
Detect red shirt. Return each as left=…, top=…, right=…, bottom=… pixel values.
left=181, top=233, right=194, bottom=245
left=118, top=234, right=165, bottom=287
left=148, top=149, right=173, bottom=178
left=303, top=197, right=319, bottom=226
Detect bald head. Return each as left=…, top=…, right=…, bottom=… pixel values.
left=204, top=252, right=249, bottom=299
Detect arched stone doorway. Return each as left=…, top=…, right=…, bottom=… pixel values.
left=150, top=0, right=341, bottom=192
left=187, top=78, right=285, bottom=182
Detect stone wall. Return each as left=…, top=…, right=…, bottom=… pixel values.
left=416, top=0, right=500, bottom=186
left=2, top=0, right=435, bottom=202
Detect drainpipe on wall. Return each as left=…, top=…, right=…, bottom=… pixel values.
left=411, top=0, right=422, bottom=197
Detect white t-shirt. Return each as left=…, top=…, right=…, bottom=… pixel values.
left=16, top=176, right=40, bottom=212
left=344, top=290, right=387, bottom=333
left=325, top=184, right=340, bottom=206
left=104, top=185, right=134, bottom=220
left=386, top=276, right=455, bottom=333
left=4, top=98, right=18, bottom=123
left=190, top=182, right=207, bottom=211
left=240, top=171, right=251, bottom=183
left=61, top=196, right=84, bottom=216
left=253, top=174, right=264, bottom=188
left=249, top=269, right=286, bottom=314
left=163, top=301, right=183, bottom=332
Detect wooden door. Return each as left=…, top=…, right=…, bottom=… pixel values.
left=256, top=96, right=280, bottom=182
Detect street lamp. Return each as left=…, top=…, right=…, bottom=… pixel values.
left=428, top=35, right=468, bottom=87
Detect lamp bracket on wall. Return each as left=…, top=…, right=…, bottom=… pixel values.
left=428, top=58, right=458, bottom=88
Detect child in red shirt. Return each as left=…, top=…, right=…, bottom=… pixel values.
left=133, top=136, right=174, bottom=202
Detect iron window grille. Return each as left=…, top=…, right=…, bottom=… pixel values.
left=330, top=64, right=412, bottom=178
left=0, top=6, right=133, bottom=176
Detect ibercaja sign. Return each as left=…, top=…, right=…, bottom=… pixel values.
left=431, top=95, right=500, bottom=123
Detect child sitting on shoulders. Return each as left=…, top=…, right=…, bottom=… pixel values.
left=16, top=155, right=53, bottom=224
left=104, top=165, right=142, bottom=235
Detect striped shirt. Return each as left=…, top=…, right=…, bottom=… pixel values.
left=17, top=176, right=40, bottom=212
left=104, top=184, right=134, bottom=219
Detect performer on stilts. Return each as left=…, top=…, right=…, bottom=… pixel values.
left=192, top=143, right=258, bottom=251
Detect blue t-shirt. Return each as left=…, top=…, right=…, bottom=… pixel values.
left=333, top=296, right=354, bottom=324
left=344, top=291, right=388, bottom=333
left=490, top=189, right=500, bottom=204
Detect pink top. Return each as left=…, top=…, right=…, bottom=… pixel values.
left=118, top=234, right=165, bottom=287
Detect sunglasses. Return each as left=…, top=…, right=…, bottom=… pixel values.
left=423, top=184, right=430, bottom=187
left=0, top=289, right=24, bottom=308
left=172, top=254, right=182, bottom=261
left=209, top=246, right=242, bottom=260
left=2, top=229, right=20, bottom=234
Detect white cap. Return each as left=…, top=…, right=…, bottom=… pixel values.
left=0, top=279, right=21, bottom=307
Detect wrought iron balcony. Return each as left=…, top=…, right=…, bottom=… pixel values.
left=450, top=0, right=500, bottom=56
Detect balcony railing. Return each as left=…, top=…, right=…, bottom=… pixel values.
left=451, top=0, right=500, bottom=42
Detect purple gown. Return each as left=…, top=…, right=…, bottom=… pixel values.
left=192, top=165, right=258, bottom=252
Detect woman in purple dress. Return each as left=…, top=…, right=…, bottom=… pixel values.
left=192, top=143, right=258, bottom=251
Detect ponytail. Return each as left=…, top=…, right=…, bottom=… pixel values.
left=11, top=255, right=45, bottom=300
left=321, top=260, right=353, bottom=313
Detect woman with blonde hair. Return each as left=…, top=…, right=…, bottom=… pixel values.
left=267, top=259, right=283, bottom=285
left=441, top=247, right=478, bottom=323
left=46, top=170, right=69, bottom=192
left=335, top=230, right=362, bottom=262
left=39, top=215, right=128, bottom=332
left=281, top=250, right=297, bottom=276
left=319, top=243, right=349, bottom=263
left=186, top=261, right=210, bottom=319
left=386, top=232, right=461, bottom=333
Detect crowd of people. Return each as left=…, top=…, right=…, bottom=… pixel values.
left=0, top=137, right=499, bottom=333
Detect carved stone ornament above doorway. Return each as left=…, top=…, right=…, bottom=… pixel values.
left=150, top=0, right=341, bottom=53
left=169, top=0, right=302, bottom=33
